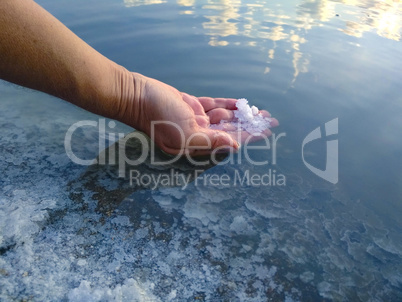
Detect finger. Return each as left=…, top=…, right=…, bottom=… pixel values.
left=176, top=128, right=239, bottom=156
left=209, top=122, right=238, bottom=132
left=259, top=110, right=271, bottom=118
left=157, top=126, right=274, bottom=156
left=255, top=111, right=279, bottom=128
left=268, top=117, right=279, bottom=128
left=195, top=115, right=210, bottom=128
left=210, top=117, right=279, bottom=131
left=207, top=108, right=235, bottom=124
left=183, top=147, right=235, bottom=157
left=157, top=128, right=239, bottom=156
left=189, top=128, right=239, bottom=150
left=198, top=97, right=237, bottom=112
left=206, top=108, right=278, bottom=127
left=226, top=128, right=273, bottom=144
left=158, top=145, right=230, bottom=157
left=185, top=127, right=273, bottom=156
left=181, top=93, right=205, bottom=115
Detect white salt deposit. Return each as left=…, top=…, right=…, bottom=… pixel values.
left=68, top=279, right=158, bottom=302
left=210, top=98, right=273, bottom=135
left=1, top=88, right=400, bottom=301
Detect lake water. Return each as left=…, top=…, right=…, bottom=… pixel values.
left=0, top=0, right=401, bottom=301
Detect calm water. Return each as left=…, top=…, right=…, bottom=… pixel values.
left=0, top=0, right=401, bottom=301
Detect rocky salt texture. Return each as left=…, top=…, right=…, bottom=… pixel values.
left=1, top=85, right=401, bottom=301
left=210, top=98, right=273, bottom=134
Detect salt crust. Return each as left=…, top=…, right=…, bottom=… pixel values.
left=210, top=98, right=272, bottom=135
left=1, top=89, right=400, bottom=301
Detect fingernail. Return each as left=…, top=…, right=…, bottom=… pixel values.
left=232, top=140, right=240, bottom=150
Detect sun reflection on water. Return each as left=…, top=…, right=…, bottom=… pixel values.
left=123, top=0, right=401, bottom=42
left=123, top=0, right=401, bottom=82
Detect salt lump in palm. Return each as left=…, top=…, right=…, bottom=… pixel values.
left=211, top=98, right=272, bottom=135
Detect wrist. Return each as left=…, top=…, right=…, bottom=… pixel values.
left=111, top=70, right=147, bottom=129
left=69, top=60, right=142, bottom=126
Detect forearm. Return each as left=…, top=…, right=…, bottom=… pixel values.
left=0, top=0, right=256, bottom=155
left=0, top=0, right=132, bottom=119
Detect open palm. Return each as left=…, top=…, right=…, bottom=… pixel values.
left=129, top=74, right=278, bottom=156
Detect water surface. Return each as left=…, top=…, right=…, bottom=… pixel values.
left=0, top=0, right=401, bottom=300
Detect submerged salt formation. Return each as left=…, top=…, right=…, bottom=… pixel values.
left=2, top=90, right=401, bottom=301
left=210, top=98, right=273, bottom=134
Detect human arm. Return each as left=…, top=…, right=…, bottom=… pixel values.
left=0, top=0, right=278, bottom=156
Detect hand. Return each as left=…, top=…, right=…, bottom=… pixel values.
left=0, top=0, right=278, bottom=157
left=118, top=73, right=279, bottom=156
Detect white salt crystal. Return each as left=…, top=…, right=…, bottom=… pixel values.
left=235, top=98, right=254, bottom=122
left=210, top=98, right=272, bottom=135
left=251, top=105, right=259, bottom=116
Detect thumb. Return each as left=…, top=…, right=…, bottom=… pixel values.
left=186, top=129, right=240, bottom=155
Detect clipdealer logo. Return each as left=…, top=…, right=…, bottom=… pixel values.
left=128, top=168, right=286, bottom=190
left=302, top=118, right=339, bottom=184
left=64, top=118, right=339, bottom=187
